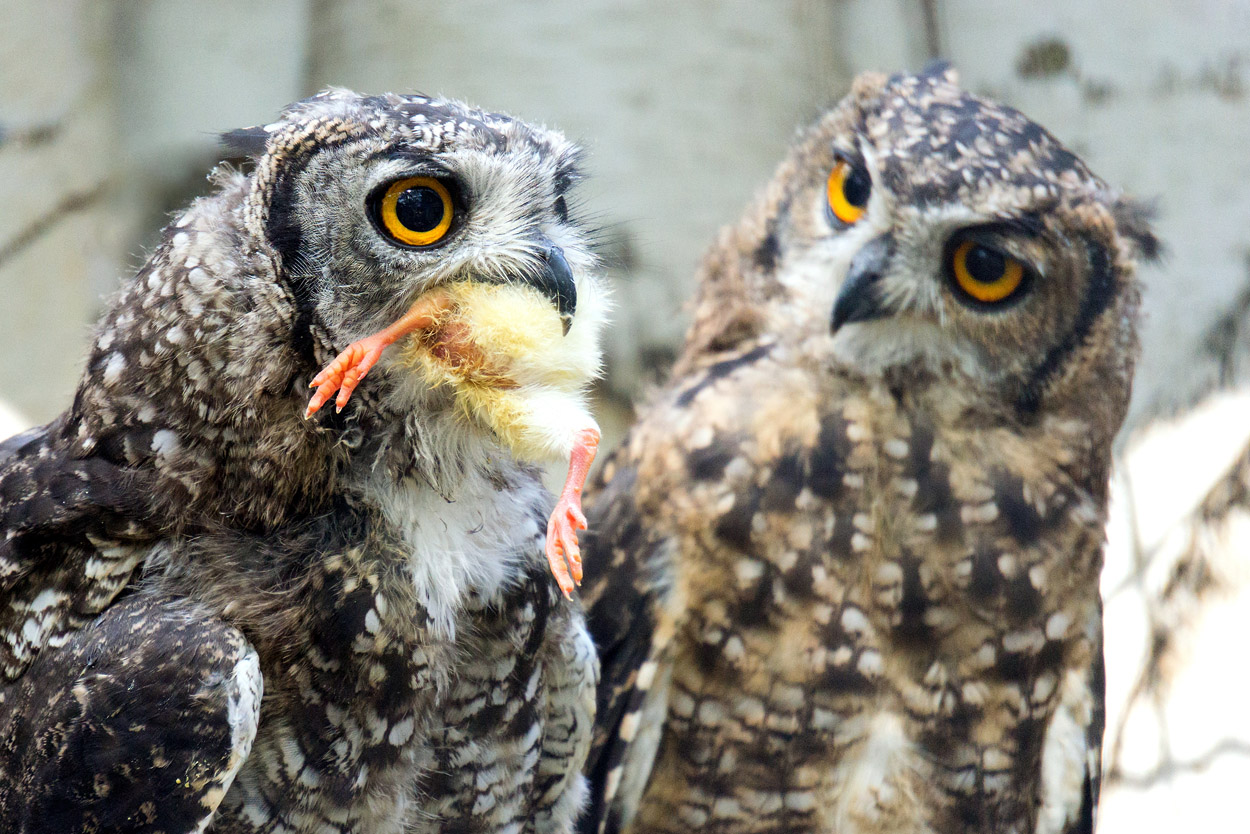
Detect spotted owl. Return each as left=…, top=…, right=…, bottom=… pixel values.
left=578, top=64, right=1159, bottom=834
left=0, top=89, right=607, bottom=833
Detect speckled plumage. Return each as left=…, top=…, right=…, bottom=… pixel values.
left=0, top=89, right=601, bottom=832
left=579, top=66, right=1157, bottom=834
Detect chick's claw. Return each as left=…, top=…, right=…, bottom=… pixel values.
left=546, top=503, right=585, bottom=599
left=547, top=510, right=580, bottom=600
left=543, top=426, right=600, bottom=597
left=305, top=340, right=387, bottom=418
left=304, top=290, right=452, bottom=419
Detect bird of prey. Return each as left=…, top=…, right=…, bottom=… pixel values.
left=579, top=65, right=1158, bottom=834
left=0, top=89, right=607, bottom=833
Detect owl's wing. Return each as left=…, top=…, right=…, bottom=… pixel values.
left=0, top=419, right=159, bottom=681
left=0, top=423, right=260, bottom=830
left=0, top=594, right=262, bottom=833
left=578, top=450, right=675, bottom=834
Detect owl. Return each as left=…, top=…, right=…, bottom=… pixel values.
left=578, top=64, right=1158, bottom=834
left=0, top=89, right=607, bottom=833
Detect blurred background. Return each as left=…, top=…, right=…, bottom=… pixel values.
left=2, top=1, right=1248, bottom=829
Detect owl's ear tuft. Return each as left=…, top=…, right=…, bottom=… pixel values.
left=1111, top=196, right=1162, bottom=262
left=220, top=126, right=270, bottom=159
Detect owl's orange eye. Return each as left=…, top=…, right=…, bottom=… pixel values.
left=375, top=177, right=454, bottom=247
left=949, top=239, right=1026, bottom=304
left=827, top=159, right=871, bottom=225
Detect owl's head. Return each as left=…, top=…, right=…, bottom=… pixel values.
left=687, top=64, right=1158, bottom=437
left=228, top=89, right=605, bottom=415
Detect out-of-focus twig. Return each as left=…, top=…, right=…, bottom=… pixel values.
left=0, top=119, right=64, bottom=151
left=919, top=0, right=942, bottom=59
left=0, top=181, right=109, bottom=270
left=1104, top=442, right=1250, bottom=785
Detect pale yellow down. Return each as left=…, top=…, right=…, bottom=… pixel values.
left=398, top=281, right=602, bottom=462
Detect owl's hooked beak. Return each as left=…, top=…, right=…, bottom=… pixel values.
left=528, top=242, right=577, bottom=336
left=831, top=235, right=894, bottom=332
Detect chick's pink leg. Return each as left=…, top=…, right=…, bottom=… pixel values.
left=546, top=426, right=601, bottom=598
left=305, top=290, right=451, bottom=418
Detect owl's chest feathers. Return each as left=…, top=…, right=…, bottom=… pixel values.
left=211, top=469, right=558, bottom=829
left=664, top=366, right=1101, bottom=708
left=669, top=366, right=1091, bottom=605
left=359, top=465, right=548, bottom=641
left=648, top=372, right=1104, bottom=826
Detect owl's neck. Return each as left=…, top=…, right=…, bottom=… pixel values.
left=343, top=377, right=526, bottom=504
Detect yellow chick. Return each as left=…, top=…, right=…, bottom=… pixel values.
left=305, top=280, right=604, bottom=596
left=397, top=281, right=600, bottom=465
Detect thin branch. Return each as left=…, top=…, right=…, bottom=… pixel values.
left=919, top=0, right=943, bottom=59
left=1109, top=738, right=1250, bottom=788
left=0, top=120, right=64, bottom=151
left=0, top=181, right=109, bottom=270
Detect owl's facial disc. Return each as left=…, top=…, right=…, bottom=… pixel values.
left=831, top=229, right=1037, bottom=335
left=367, top=175, right=578, bottom=328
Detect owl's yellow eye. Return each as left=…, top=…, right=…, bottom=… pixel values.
left=827, top=159, right=871, bottom=226
left=950, top=239, right=1026, bottom=304
left=376, top=177, right=454, bottom=247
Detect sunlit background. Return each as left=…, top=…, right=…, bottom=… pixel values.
left=2, top=2, right=1248, bottom=829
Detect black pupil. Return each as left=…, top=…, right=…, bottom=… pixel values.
left=843, top=165, right=871, bottom=207
left=965, top=244, right=1006, bottom=283
left=394, top=186, right=446, bottom=233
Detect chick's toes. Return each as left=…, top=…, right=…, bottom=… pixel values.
left=544, top=426, right=600, bottom=596
left=305, top=290, right=452, bottom=418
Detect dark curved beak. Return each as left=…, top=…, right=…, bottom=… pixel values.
left=831, top=235, right=894, bottom=332
left=528, top=243, right=577, bottom=335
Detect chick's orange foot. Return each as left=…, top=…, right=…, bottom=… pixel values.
left=305, top=290, right=452, bottom=418
left=546, top=426, right=600, bottom=598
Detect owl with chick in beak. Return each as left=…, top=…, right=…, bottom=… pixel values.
left=0, top=89, right=606, bottom=833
